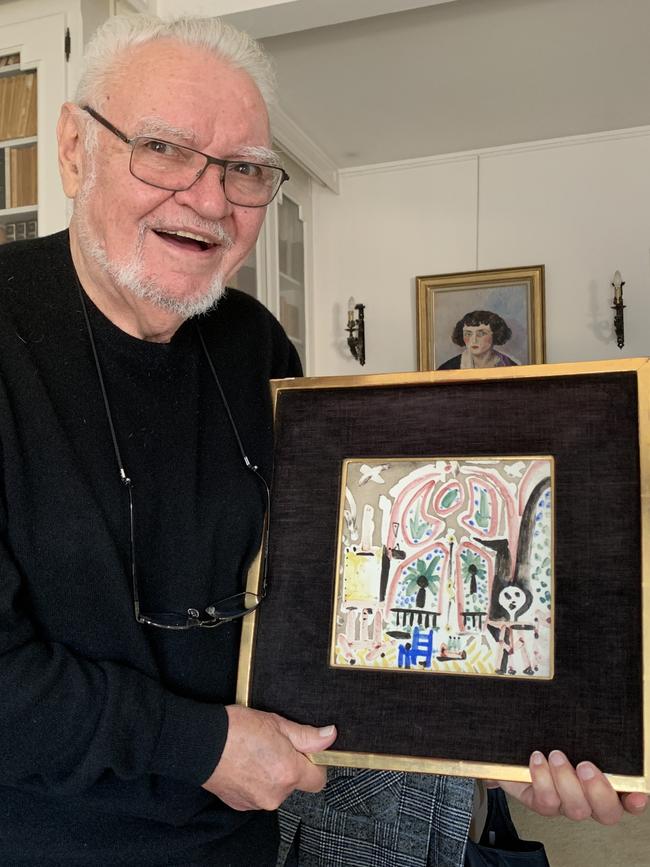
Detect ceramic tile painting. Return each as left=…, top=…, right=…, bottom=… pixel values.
left=332, top=457, right=554, bottom=680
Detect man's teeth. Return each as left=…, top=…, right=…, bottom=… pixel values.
left=163, top=229, right=214, bottom=245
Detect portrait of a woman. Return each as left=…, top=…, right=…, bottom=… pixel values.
left=437, top=310, right=519, bottom=370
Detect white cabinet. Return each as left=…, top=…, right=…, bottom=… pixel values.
left=0, top=11, right=69, bottom=241
left=0, top=0, right=144, bottom=243
left=231, top=150, right=313, bottom=373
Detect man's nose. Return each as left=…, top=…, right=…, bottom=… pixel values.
left=173, top=163, right=232, bottom=219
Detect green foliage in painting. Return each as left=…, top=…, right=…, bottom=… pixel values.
left=403, top=555, right=441, bottom=597
left=460, top=549, right=486, bottom=581
left=460, top=549, right=489, bottom=607
left=408, top=510, right=430, bottom=542
left=440, top=488, right=460, bottom=510
left=474, top=488, right=490, bottom=529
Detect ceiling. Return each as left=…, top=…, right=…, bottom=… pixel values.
left=148, top=0, right=650, bottom=171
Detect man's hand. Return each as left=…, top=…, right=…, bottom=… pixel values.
left=489, top=750, right=648, bottom=825
left=202, top=705, right=337, bottom=811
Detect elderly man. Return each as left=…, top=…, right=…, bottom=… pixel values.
left=0, top=15, right=336, bottom=866
left=0, top=13, right=645, bottom=867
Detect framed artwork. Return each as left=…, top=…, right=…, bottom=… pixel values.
left=237, top=359, right=650, bottom=793
left=332, top=456, right=555, bottom=681
left=416, top=266, right=545, bottom=371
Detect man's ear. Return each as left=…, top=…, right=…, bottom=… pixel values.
left=57, top=103, right=86, bottom=198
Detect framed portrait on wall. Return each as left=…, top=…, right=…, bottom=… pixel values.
left=237, top=359, right=650, bottom=793
left=416, top=266, right=546, bottom=371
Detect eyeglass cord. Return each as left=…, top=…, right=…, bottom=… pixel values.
left=194, top=325, right=260, bottom=473
left=76, top=278, right=261, bottom=481
left=76, top=278, right=270, bottom=622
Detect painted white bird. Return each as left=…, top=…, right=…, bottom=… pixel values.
left=359, top=463, right=389, bottom=485
left=504, top=461, right=526, bottom=478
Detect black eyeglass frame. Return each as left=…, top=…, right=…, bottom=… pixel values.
left=78, top=281, right=271, bottom=630
left=82, top=105, right=289, bottom=208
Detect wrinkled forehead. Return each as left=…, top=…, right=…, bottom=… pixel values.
left=100, top=39, right=270, bottom=146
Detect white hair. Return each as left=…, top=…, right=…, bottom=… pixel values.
left=74, top=14, right=277, bottom=111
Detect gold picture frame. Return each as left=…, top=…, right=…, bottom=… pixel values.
left=416, top=266, right=546, bottom=371
left=237, top=358, right=650, bottom=794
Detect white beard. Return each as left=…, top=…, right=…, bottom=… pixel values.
left=74, top=171, right=233, bottom=320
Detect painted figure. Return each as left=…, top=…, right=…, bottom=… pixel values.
left=488, top=583, right=536, bottom=676
left=438, top=310, right=519, bottom=369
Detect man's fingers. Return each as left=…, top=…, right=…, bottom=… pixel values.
left=272, top=717, right=335, bottom=794
left=620, top=791, right=648, bottom=815
left=545, top=751, right=592, bottom=820
left=495, top=751, right=647, bottom=827
left=494, top=779, right=533, bottom=805
left=293, top=753, right=328, bottom=794
left=574, top=762, right=625, bottom=825
left=202, top=707, right=336, bottom=811
left=515, top=751, right=560, bottom=816
left=276, top=716, right=338, bottom=755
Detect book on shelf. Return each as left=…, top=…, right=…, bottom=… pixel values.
left=8, top=144, right=37, bottom=208
left=0, top=218, right=37, bottom=245
left=0, top=70, right=37, bottom=142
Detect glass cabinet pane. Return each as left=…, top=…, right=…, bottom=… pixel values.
left=231, top=246, right=257, bottom=298
left=278, top=195, right=305, bottom=370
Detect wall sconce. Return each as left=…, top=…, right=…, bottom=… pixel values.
left=346, top=296, right=366, bottom=365
left=611, top=270, right=625, bottom=349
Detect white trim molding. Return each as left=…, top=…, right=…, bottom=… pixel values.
left=341, top=123, right=650, bottom=178
left=271, top=104, right=339, bottom=194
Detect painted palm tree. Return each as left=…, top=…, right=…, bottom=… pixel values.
left=402, top=555, right=441, bottom=609
left=460, top=550, right=487, bottom=598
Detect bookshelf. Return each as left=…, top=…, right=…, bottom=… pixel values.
left=0, top=57, right=38, bottom=245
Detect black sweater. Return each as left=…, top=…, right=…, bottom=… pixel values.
left=0, top=232, right=301, bottom=865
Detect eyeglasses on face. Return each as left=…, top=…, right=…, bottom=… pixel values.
left=82, top=105, right=289, bottom=208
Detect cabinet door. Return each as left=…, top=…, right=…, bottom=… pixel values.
left=276, top=191, right=306, bottom=372
left=228, top=152, right=312, bottom=373
left=0, top=14, right=68, bottom=242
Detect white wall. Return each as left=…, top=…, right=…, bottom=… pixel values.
left=311, top=126, right=650, bottom=375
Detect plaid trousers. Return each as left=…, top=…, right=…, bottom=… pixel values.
left=277, top=769, right=475, bottom=867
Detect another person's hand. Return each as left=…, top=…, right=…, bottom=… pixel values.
left=489, top=750, right=648, bottom=824
left=202, top=705, right=337, bottom=811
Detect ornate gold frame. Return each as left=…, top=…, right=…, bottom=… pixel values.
left=237, top=358, right=650, bottom=794
left=416, top=265, right=546, bottom=371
